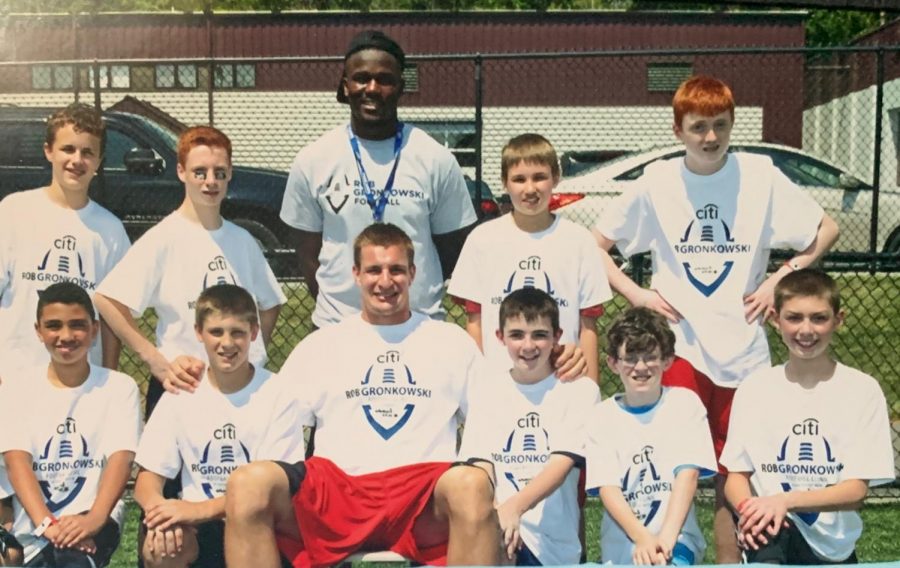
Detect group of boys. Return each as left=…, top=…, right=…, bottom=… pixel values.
left=0, top=27, right=895, bottom=568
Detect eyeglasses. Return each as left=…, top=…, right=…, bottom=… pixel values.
left=617, top=353, right=663, bottom=368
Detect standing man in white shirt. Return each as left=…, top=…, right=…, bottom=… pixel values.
left=280, top=30, right=477, bottom=328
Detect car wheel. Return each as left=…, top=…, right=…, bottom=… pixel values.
left=885, top=228, right=900, bottom=254
left=233, top=218, right=281, bottom=251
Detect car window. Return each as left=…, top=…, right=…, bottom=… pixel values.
left=736, top=147, right=842, bottom=188
left=104, top=128, right=146, bottom=171
left=0, top=123, right=47, bottom=167
left=613, top=150, right=685, bottom=181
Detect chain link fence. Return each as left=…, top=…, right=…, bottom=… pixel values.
left=1, top=45, right=899, bottom=487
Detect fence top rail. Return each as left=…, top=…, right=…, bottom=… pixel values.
left=1, top=44, right=899, bottom=68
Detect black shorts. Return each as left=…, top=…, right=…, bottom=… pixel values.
left=746, top=520, right=858, bottom=565
left=191, top=520, right=226, bottom=568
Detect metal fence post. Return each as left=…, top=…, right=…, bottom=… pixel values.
left=206, top=3, right=215, bottom=126
left=869, top=48, right=884, bottom=270
left=474, top=53, right=484, bottom=201
left=91, top=59, right=101, bottom=111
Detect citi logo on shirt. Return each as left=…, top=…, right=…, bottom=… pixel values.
left=345, top=350, right=431, bottom=441
left=762, top=417, right=843, bottom=526
left=193, top=423, right=251, bottom=498
left=621, top=445, right=670, bottom=526
left=35, top=417, right=99, bottom=514
left=24, top=234, right=95, bottom=288
left=202, top=255, right=238, bottom=289
left=492, top=255, right=568, bottom=307
left=491, top=411, right=551, bottom=491
left=671, top=202, right=752, bottom=297
left=37, top=235, right=87, bottom=278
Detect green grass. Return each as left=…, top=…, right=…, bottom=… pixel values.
left=109, top=498, right=900, bottom=567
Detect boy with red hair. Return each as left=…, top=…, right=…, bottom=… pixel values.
left=593, top=75, right=840, bottom=561
left=94, top=126, right=285, bottom=417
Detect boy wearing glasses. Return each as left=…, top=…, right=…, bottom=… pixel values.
left=94, top=126, right=285, bottom=418
left=586, top=308, right=716, bottom=565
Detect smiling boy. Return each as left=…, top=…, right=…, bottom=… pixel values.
left=134, top=284, right=305, bottom=568
left=0, top=282, right=140, bottom=567
left=449, top=133, right=611, bottom=381
left=593, top=75, right=840, bottom=561
left=0, top=103, right=129, bottom=372
left=586, top=308, right=716, bottom=566
left=460, top=287, right=599, bottom=566
left=721, top=270, right=894, bottom=564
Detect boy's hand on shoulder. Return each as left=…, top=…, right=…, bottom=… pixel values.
left=54, top=512, right=105, bottom=548
left=635, top=289, right=681, bottom=324
left=144, top=499, right=205, bottom=531
left=496, top=499, right=524, bottom=560
left=157, top=355, right=205, bottom=394
left=552, top=343, right=586, bottom=382
left=743, top=279, right=778, bottom=324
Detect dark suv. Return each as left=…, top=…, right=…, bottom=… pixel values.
left=0, top=106, right=290, bottom=252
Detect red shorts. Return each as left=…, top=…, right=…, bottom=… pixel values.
left=276, top=457, right=453, bottom=568
left=662, top=356, right=735, bottom=473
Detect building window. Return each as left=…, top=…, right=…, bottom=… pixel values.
left=31, top=65, right=75, bottom=90
left=647, top=62, right=693, bottom=92
left=88, top=65, right=131, bottom=89
left=214, top=64, right=234, bottom=88
left=214, top=63, right=256, bottom=89
left=156, top=64, right=197, bottom=89
left=235, top=64, right=255, bottom=88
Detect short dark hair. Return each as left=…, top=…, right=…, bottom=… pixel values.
left=774, top=269, right=840, bottom=314
left=606, top=307, right=675, bottom=359
left=36, top=282, right=96, bottom=322
left=46, top=103, right=106, bottom=155
left=337, top=30, right=405, bottom=104
left=499, top=288, right=560, bottom=333
left=195, top=284, right=259, bottom=329
left=353, top=223, right=414, bottom=268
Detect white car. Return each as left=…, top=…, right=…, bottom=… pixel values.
left=552, top=143, right=900, bottom=253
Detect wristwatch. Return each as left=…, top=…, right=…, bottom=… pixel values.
left=32, top=515, right=57, bottom=538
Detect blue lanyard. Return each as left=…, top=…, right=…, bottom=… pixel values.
left=347, top=123, right=404, bottom=223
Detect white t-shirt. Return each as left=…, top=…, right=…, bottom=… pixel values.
left=96, top=211, right=285, bottom=366
left=460, top=370, right=600, bottom=566
left=448, top=214, right=612, bottom=366
left=721, top=363, right=895, bottom=561
left=0, top=189, right=130, bottom=368
left=0, top=365, right=141, bottom=535
left=586, top=387, right=717, bottom=565
left=596, top=154, right=824, bottom=386
left=280, top=312, right=481, bottom=475
left=280, top=123, right=477, bottom=327
left=136, top=368, right=306, bottom=503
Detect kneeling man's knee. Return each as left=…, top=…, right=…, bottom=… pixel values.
left=226, top=462, right=284, bottom=521
left=439, top=466, right=494, bottom=523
